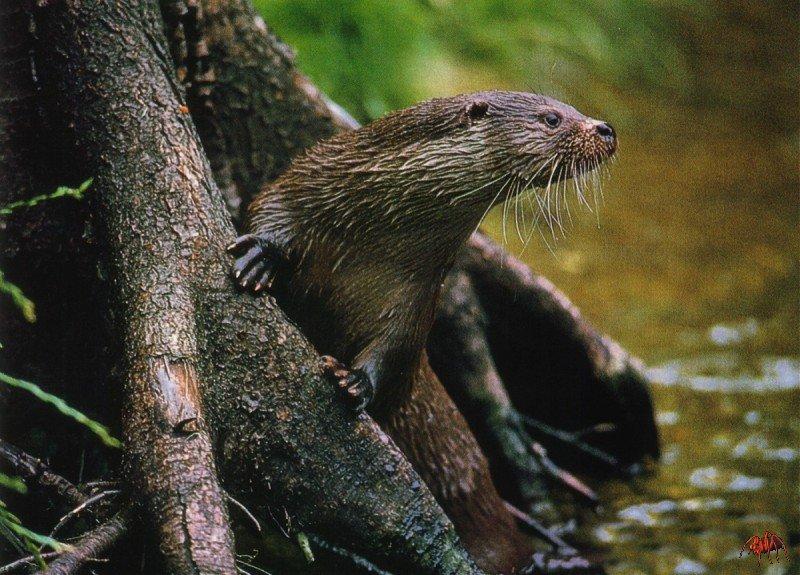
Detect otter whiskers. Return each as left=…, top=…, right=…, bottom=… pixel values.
left=501, top=151, right=610, bottom=257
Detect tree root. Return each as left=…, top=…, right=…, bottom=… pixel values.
left=32, top=2, right=239, bottom=572
left=0, top=440, right=131, bottom=574
left=36, top=509, right=129, bottom=575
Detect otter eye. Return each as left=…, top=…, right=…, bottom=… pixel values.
left=543, top=113, right=561, bottom=128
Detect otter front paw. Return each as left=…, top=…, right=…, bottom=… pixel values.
left=320, top=355, right=374, bottom=412
left=227, top=234, right=282, bottom=293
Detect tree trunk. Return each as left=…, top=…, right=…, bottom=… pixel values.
left=3, top=1, right=481, bottom=573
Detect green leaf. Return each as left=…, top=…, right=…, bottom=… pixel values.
left=0, top=371, right=122, bottom=448
left=0, top=473, right=28, bottom=494
left=296, top=532, right=315, bottom=563
left=0, top=501, right=69, bottom=553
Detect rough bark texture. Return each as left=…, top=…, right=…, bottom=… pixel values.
left=3, top=1, right=482, bottom=573
left=167, top=0, right=356, bottom=222
left=33, top=2, right=237, bottom=572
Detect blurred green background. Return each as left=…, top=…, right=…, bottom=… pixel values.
left=255, top=2, right=798, bottom=573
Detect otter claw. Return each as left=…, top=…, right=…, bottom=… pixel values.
left=320, top=355, right=374, bottom=412
left=228, top=234, right=281, bottom=294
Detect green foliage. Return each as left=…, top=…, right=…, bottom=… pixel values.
left=0, top=474, right=27, bottom=494
left=254, top=0, right=431, bottom=120
left=254, top=0, right=693, bottom=123
left=0, top=177, right=106, bottom=564
left=0, top=178, right=93, bottom=323
left=296, top=532, right=314, bottom=563
left=0, top=500, right=68, bottom=569
left=254, top=1, right=796, bottom=134
left=0, top=372, right=122, bottom=448
left=0, top=178, right=93, bottom=217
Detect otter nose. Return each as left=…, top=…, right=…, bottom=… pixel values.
left=596, top=122, right=615, bottom=142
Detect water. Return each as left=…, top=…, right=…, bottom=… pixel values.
left=482, top=53, right=799, bottom=575
left=597, top=350, right=799, bottom=574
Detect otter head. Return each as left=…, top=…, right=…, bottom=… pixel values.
left=458, top=91, right=616, bottom=195
left=275, top=91, right=617, bottom=256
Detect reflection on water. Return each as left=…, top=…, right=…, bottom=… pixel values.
left=595, top=345, right=798, bottom=575
left=482, top=150, right=798, bottom=570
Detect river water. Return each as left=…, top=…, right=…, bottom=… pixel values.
left=483, top=54, right=799, bottom=575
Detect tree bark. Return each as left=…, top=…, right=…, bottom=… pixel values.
left=7, top=0, right=482, bottom=573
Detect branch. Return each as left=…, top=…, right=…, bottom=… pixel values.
left=428, top=267, right=549, bottom=504
left=0, top=440, right=132, bottom=574
left=0, top=439, right=85, bottom=508
left=37, top=509, right=130, bottom=575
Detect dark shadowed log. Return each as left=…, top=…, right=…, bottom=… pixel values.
left=456, top=233, right=660, bottom=468
left=161, top=0, right=356, bottom=224
left=427, top=268, right=550, bottom=505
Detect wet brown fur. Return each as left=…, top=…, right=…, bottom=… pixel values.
left=242, top=91, right=616, bottom=572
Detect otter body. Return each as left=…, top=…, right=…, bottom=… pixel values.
left=231, top=91, right=615, bottom=411
left=230, top=91, right=616, bottom=572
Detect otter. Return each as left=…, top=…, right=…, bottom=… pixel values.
left=229, top=91, right=616, bottom=573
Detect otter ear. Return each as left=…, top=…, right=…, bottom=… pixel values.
left=464, top=100, right=489, bottom=122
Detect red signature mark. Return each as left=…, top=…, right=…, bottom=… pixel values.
left=739, top=530, right=788, bottom=564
